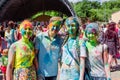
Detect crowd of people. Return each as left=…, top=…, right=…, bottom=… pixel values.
left=0, top=16, right=120, bottom=80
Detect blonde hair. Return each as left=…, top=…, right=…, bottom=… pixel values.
left=49, top=16, right=63, bottom=23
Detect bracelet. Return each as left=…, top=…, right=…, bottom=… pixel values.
left=107, top=78, right=111, bottom=80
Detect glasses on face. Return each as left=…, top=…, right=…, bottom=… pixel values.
left=51, top=25, right=60, bottom=31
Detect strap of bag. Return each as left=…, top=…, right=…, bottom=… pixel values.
left=66, top=38, right=80, bottom=66
left=66, top=42, right=80, bottom=75
left=65, top=37, right=80, bottom=75
left=102, top=44, right=104, bottom=64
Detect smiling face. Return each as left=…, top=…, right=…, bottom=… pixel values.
left=20, top=20, right=33, bottom=39
left=48, top=20, right=62, bottom=37
left=65, top=17, right=79, bottom=35
left=85, top=23, right=99, bottom=43
left=86, top=32, right=96, bottom=42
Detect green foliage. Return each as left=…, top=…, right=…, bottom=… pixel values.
left=31, top=11, right=67, bottom=20
left=73, top=0, right=120, bottom=22
left=31, top=0, right=120, bottom=22
left=74, top=1, right=91, bottom=17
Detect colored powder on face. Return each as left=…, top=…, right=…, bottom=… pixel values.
left=85, top=23, right=99, bottom=38
left=19, top=21, right=33, bottom=39
left=65, top=17, right=79, bottom=28
left=49, top=21, right=61, bottom=30
left=65, top=18, right=79, bottom=35
left=21, top=28, right=26, bottom=36
left=20, top=21, right=32, bottom=30
left=86, top=33, right=95, bottom=39
left=68, top=26, right=74, bottom=34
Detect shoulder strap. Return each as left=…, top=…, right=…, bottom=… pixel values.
left=66, top=39, right=80, bottom=66
left=76, top=37, right=80, bottom=55
left=102, top=44, right=104, bottom=63
left=62, top=35, right=69, bottom=47
left=83, top=41, right=89, bottom=57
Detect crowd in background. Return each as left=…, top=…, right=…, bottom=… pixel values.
left=0, top=17, right=120, bottom=80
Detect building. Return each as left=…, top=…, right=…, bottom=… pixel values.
left=111, top=11, right=120, bottom=23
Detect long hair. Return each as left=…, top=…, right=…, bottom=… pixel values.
left=62, top=17, right=80, bottom=46
left=105, top=22, right=116, bottom=39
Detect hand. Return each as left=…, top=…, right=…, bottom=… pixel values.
left=2, top=49, right=8, bottom=55
left=37, top=74, right=45, bottom=80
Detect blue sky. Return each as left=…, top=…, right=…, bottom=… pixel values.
left=68, top=0, right=110, bottom=3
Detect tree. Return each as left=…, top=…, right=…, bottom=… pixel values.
left=72, top=0, right=120, bottom=22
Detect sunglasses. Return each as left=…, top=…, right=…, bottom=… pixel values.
left=51, top=26, right=60, bottom=31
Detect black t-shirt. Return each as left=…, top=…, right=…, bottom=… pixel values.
left=0, top=30, right=5, bottom=37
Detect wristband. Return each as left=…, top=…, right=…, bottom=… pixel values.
left=107, top=78, right=111, bottom=80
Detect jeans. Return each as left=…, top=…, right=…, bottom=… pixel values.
left=38, top=75, right=56, bottom=80
left=45, top=76, right=57, bottom=80
left=59, top=68, right=79, bottom=80
left=91, top=76, right=107, bottom=80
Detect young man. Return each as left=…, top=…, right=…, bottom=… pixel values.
left=35, top=17, right=63, bottom=80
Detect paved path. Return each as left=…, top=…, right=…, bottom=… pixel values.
left=111, top=59, right=120, bottom=80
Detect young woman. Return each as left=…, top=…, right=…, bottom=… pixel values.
left=104, top=22, right=119, bottom=70
left=81, top=23, right=111, bottom=80
left=6, top=20, right=38, bottom=80
left=59, top=17, right=86, bottom=80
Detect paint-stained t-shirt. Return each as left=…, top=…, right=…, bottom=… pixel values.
left=81, top=42, right=108, bottom=77
left=9, top=40, right=35, bottom=69
left=34, top=31, right=63, bottom=77
left=61, top=38, right=87, bottom=66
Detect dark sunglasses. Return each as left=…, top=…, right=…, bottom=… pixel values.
left=51, top=26, right=60, bottom=31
